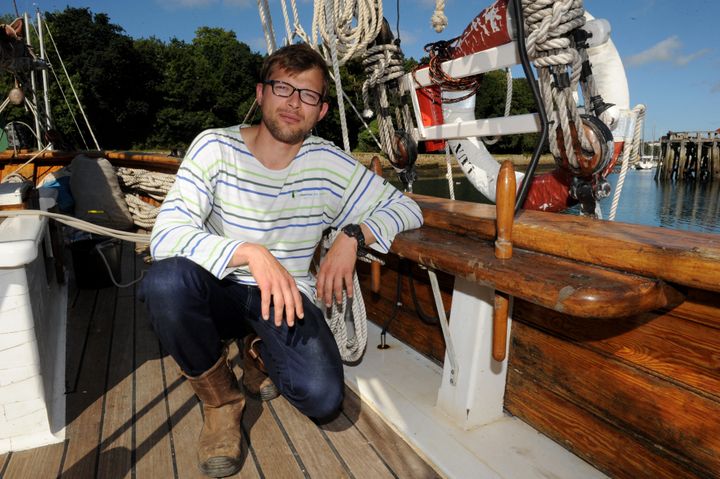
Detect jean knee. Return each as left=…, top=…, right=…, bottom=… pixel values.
left=140, top=257, right=211, bottom=327
left=292, top=368, right=344, bottom=419
left=142, top=258, right=207, bottom=300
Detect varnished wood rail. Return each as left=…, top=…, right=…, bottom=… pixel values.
left=409, top=193, right=720, bottom=293
left=391, top=226, right=682, bottom=318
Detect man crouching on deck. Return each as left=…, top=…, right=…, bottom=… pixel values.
left=139, top=43, right=423, bottom=477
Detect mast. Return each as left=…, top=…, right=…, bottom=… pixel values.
left=24, top=12, right=42, bottom=149
left=37, top=10, right=53, bottom=144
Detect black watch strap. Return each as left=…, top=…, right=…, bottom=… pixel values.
left=341, top=223, right=365, bottom=249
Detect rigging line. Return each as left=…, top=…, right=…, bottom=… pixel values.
left=12, top=0, right=19, bottom=18
left=42, top=13, right=101, bottom=150
left=395, top=0, right=400, bottom=43
left=511, top=0, right=548, bottom=213
left=47, top=60, right=90, bottom=149
left=1, top=144, right=52, bottom=182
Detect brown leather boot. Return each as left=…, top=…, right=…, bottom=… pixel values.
left=185, top=353, right=245, bottom=478
left=242, top=335, right=280, bottom=401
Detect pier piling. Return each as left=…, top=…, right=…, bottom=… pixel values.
left=659, top=131, right=720, bottom=182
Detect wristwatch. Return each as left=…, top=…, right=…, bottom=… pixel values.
left=341, top=223, right=365, bottom=249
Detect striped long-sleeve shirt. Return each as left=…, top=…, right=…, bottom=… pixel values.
left=150, top=126, right=423, bottom=299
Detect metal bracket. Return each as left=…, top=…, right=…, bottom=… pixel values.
left=427, top=268, right=459, bottom=385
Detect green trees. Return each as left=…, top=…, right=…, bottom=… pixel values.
left=0, top=6, right=544, bottom=154
left=44, top=8, right=157, bottom=149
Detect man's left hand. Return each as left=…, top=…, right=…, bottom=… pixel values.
left=316, top=232, right=359, bottom=308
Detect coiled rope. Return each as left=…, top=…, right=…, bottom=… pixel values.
left=319, top=229, right=387, bottom=362
left=312, top=0, right=383, bottom=66
left=522, top=0, right=590, bottom=169
left=116, top=167, right=175, bottom=230
left=361, top=40, right=406, bottom=164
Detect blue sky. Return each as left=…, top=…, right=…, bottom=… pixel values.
left=11, top=0, right=720, bottom=139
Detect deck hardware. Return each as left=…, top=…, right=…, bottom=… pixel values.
left=428, top=268, right=458, bottom=385
left=492, top=160, right=515, bottom=362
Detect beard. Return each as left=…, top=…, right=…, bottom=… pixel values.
left=262, top=112, right=311, bottom=145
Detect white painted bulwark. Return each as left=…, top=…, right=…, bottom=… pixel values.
left=436, top=279, right=511, bottom=428
left=345, top=317, right=606, bottom=479
left=0, top=213, right=67, bottom=453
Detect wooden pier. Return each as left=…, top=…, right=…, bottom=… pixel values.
left=657, top=130, right=720, bottom=182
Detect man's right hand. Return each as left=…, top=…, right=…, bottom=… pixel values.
left=231, top=243, right=304, bottom=327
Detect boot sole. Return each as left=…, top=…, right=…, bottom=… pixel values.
left=199, top=456, right=242, bottom=478
left=243, top=381, right=280, bottom=401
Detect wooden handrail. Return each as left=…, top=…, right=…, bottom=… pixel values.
left=410, top=193, right=720, bottom=293
left=391, top=226, right=683, bottom=319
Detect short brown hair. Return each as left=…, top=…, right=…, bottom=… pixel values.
left=260, top=43, right=330, bottom=99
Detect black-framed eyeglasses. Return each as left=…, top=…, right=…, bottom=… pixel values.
left=263, top=80, right=324, bottom=106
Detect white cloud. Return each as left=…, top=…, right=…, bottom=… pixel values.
left=625, top=35, right=710, bottom=67
left=625, top=36, right=680, bottom=66
left=675, top=48, right=711, bottom=66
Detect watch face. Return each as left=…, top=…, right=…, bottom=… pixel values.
left=342, top=224, right=365, bottom=248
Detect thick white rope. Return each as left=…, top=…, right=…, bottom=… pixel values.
left=444, top=142, right=455, bottom=200
left=483, top=67, right=513, bottom=146
left=608, top=104, right=645, bottom=221
left=312, top=0, right=383, bottom=66
left=319, top=229, right=371, bottom=362
left=361, top=41, right=405, bottom=163
left=279, top=0, right=294, bottom=45
left=0, top=209, right=150, bottom=243
left=522, top=0, right=588, bottom=168
left=431, top=0, right=448, bottom=33
left=257, top=0, right=277, bottom=54
left=322, top=0, right=351, bottom=152
left=289, top=0, right=313, bottom=45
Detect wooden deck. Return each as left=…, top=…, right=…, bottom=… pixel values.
left=0, top=243, right=439, bottom=479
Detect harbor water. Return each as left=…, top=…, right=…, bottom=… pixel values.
left=405, top=168, right=720, bottom=234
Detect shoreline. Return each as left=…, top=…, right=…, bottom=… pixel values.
left=354, top=151, right=556, bottom=177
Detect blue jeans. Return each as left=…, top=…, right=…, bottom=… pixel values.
left=139, top=257, right=344, bottom=419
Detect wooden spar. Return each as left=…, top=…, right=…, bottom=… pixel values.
left=369, top=156, right=383, bottom=294
left=492, top=160, right=515, bottom=361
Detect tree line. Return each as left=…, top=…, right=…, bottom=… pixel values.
left=1, top=7, right=540, bottom=154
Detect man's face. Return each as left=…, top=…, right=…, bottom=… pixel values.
left=256, top=67, right=329, bottom=145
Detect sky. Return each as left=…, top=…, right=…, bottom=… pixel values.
left=7, top=0, right=720, bottom=140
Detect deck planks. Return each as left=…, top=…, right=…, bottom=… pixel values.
left=1, top=442, right=65, bottom=478
left=96, top=243, right=136, bottom=479
left=269, top=396, right=349, bottom=479
left=321, top=410, right=395, bottom=479
left=243, top=397, right=306, bottom=478
left=61, top=286, right=118, bottom=478
left=341, top=393, right=441, bottom=479
left=1, top=245, right=437, bottom=478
